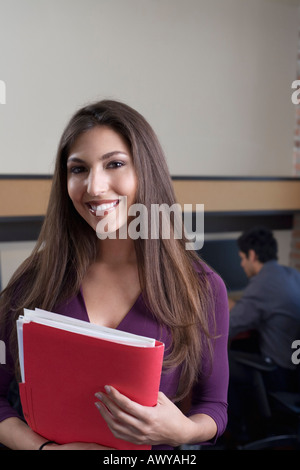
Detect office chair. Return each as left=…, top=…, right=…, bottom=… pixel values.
left=232, top=352, right=300, bottom=450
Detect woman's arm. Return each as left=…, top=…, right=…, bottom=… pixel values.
left=0, top=417, right=51, bottom=450
left=188, top=270, right=229, bottom=441
left=0, top=416, right=113, bottom=450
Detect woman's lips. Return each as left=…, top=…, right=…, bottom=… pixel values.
left=86, top=199, right=120, bottom=216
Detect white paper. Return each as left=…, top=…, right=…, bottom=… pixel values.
left=17, top=308, right=156, bottom=382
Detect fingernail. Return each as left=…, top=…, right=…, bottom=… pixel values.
left=94, top=402, right=102, bottom=410
left=95, top=392, right=103, bottom=400
left=104, top=385, right=111, bottom=394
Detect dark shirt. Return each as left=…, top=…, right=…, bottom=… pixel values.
left=0, top=264, right=229, bottom=448
left=229, top=260, right=300, bottom=369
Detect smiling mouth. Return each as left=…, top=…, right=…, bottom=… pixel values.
left=86, top=200, right=120, bottom=216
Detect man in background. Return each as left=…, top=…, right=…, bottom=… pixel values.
left=226, top=226, right=300, bottom=445
left=229, top=226, right=300, bottom=372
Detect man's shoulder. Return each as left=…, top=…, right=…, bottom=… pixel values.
left=263, top=260, right=300, bottom=279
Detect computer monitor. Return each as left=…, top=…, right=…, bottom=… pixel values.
left=197, top=239, right=248, bottom=292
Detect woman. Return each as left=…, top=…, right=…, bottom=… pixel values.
left=0, top=100, right=229, bottom=450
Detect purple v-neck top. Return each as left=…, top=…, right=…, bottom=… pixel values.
left=0, top=264, right=229, bottom=449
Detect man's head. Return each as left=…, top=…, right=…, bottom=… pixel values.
left=237, top=226, right=278, bottom=278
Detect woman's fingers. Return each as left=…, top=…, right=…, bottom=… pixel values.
left=94, top=386, right=161, bottom=444
left=94, top=393, right=147, bottom=445
left=95, top=386, right=148, bottom=421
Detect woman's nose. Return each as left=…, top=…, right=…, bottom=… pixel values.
left=87, top=168, right=109, bottom=196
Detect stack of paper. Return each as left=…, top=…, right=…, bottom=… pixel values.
left=17, top=308, right=164, bottom=450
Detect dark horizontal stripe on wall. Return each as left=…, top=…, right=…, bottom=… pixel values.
left=183, top=211, right=296, bottom=233
left=202, top=211, right=295, bottom=233
left=0, top=174, right=53, bottom=179
left=0, top=216, right=44, bottom=242
left=172, top=176, right=300, bottom=181
left=0, top=211, right=295, bottom=242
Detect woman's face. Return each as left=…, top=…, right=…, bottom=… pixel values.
left=67, top=126, right=137, bottom=237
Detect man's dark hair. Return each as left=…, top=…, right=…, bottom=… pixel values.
left=237, top=226, right=278, bottom=263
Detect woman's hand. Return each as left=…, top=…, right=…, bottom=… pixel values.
left=94, top=386, right=196, bottom=447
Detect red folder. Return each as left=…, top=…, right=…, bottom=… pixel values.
left=19, top=321, right=164, bottom=450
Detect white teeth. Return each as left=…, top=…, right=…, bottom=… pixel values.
left=90, top=201, right=118, bottom=212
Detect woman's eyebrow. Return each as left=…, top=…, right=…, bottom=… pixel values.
left=67, top=151, right=128, bottom=163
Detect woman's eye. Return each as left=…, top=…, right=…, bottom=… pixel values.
left=69, top=166, right=86, bottom=174
left=107, top=161, right=125, bottom=169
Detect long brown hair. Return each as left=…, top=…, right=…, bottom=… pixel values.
left=0, top=100, right=215, bottom=400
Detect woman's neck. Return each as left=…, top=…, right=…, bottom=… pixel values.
left=96, top=236, right=137, bottom=266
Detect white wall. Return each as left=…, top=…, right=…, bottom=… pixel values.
left=0, top=241, right=36, bottom=289
left=0, top=0, right=299, bottom=177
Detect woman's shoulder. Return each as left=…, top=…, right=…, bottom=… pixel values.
left=193, top=259, right=229, bottom=333
left=193, top=258, right=228, bottom=297
left=193, top=257, right=223, bottom=280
